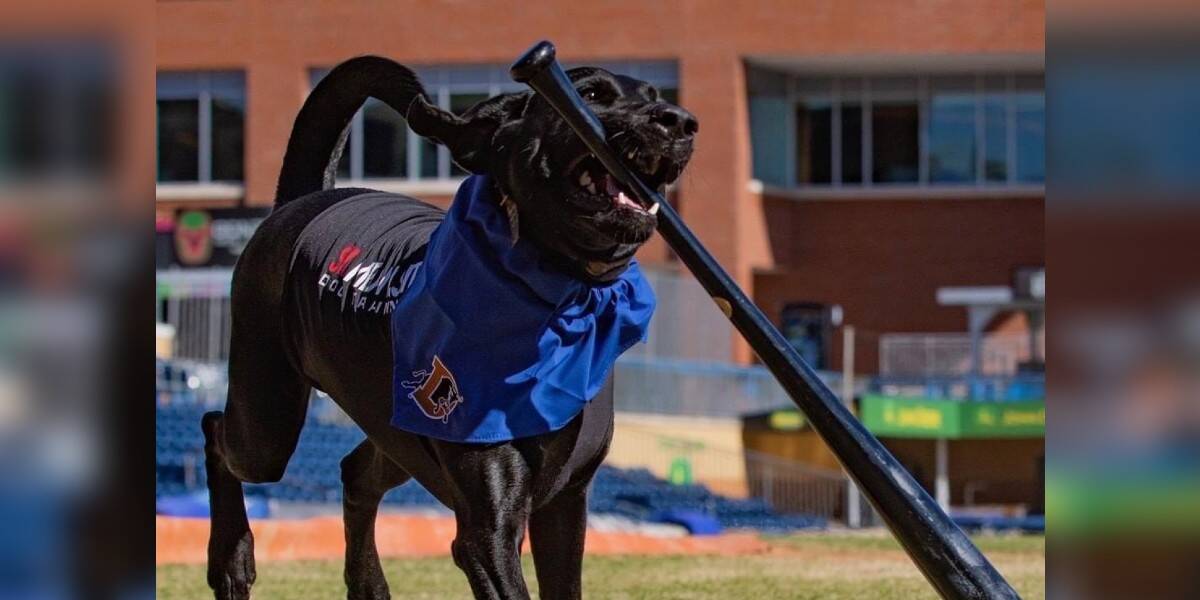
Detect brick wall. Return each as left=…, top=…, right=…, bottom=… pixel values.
left=157, top=0, right=1045, bottom=365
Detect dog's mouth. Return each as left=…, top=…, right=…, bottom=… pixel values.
left=564, top=149, right=682, bottom=216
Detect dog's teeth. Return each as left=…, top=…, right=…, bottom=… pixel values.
left=587, top=182, right=597, bottom=194
left=627, top=150, right=635, bottom=160
left=649, top=202, right=660, bottom=215
left=578, top=171, right=592, bottom=187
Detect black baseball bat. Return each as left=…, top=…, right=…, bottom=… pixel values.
left=512, top=40, right=1019, bottom=600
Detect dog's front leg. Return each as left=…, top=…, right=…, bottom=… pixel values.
left=340, top=440, right=411, bottom=600
left=529, top=486, right=589, bottom=600
left=438, top=443, right=533, bottom=600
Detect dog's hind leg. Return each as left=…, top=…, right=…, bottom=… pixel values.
left=340, top=440, right=411, bottom=600
left=203, top=315, right=311, bottom=600
left=201, top=412, right=255, bottom=600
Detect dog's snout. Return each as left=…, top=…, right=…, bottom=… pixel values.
left=649, top=105, right=698, bottom=139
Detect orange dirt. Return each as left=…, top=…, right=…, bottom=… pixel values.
left=156, top=515, right=770, bottom=565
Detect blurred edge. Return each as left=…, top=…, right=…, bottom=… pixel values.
left=1048, top=3, right=1200, bottom=599
left=0, top=0, right=155, bottom=598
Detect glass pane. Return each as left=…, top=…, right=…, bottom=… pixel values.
left=449, top=93, right=489, bottom=176
left=363, top=98, right=408, bottom=178
left=795, top=101, right=831, bottom=184
left=156, top=99, right=198, bottom=182
left=928, top=79, right=977, bottom=183
left=1015, top=91, right=1044, bottom=183
left=210, top=97, right=244, bottom=181
left=749, top=96, right=790, bottom=186
left=871, top=102, right=919, bottom=183
left=983, top=95, right=1008, bottom=183
left=841, top=104, right=863, bottom=184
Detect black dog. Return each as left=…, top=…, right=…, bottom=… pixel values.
left=202, top=56, right=695, bottom=599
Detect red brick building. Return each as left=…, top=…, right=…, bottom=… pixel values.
left=156, top=0, right=1045, bottom=371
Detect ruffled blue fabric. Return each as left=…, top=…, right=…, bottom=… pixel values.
left=391, top=175, right=655, bottom=442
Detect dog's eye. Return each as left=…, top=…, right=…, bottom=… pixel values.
left=581, top=87, right=615, bottom=104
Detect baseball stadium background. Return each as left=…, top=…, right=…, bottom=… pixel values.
left=155, top=1, right=1046, bottom=596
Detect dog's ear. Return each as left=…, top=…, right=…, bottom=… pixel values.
left=406, top=92, right=529, bottom=174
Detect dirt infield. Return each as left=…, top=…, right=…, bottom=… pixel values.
left=156, top=514, right=771, bottom=565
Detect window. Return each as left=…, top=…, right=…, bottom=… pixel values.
left=156, top=72, right=245, bottom=183
left=982, top=76, right=1010, bottom=183
left=1014, top=76, right=1045, bottom=184
left=928, top=77, right=976, bottom=183
left=0, top=45, right=117, bottom=182
left=748, top=68, right=1044, bottom=190
left=312, top=61, right=678, bottom=183
left=869, top=77, right=919, bottom=184
left=795, top=101, right=832, bottom=184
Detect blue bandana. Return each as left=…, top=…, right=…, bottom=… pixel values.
left=390, top=176, right=655, bottom=443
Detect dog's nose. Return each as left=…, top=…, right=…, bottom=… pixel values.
left=649, top=105, right=699, bottom=139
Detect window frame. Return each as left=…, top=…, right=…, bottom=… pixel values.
left=772, top=72, right=1043, bottom=196
left=312, top=61, right=679, bottom=188
left=155, top=71, right=246, bottom=185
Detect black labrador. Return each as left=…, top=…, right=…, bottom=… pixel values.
left=201, top=55, right=696, bottom=600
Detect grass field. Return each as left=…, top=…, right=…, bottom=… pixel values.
left=157, top=531, right=1044, bottom=599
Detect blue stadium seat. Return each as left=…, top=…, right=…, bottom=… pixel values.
left=158, top=379, right=824, bottom=530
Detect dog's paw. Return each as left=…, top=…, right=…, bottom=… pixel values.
left=208, top=532, right=256, bottom=600
left=346, top=555, right=391, bottom=600
left=347, top=580, right=391, bottom=600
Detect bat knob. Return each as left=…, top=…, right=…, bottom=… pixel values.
left=511, top=40, right=557, bottom=83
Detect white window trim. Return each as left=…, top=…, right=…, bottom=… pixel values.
left=334, top=178, right=465, bottom=196
left=156, top=182, right=245, bottom=201
left=750, top=179, right=1044, bottom=201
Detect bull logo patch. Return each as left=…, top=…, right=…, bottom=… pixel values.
left=401, top=355, right=464, bottom=422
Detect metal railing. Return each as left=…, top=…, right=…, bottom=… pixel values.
left=878, top=332, right=1040, bottom=377
left=606, top=421, right=861, bottom=524
left=156, top=269, right=234, bottom=363
left=613, top=355, right=859, bottom=418
left=157, top=265, right=737, bottom=365
left=622, top=267, right=734, bottom=362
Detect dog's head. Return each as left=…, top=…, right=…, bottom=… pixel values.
left=407, top=67, right=697, bottom=281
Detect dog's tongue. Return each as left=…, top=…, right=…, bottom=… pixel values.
left=604, top=173, right=621, bottom=196
left=604, top=174, right=641, bottom=210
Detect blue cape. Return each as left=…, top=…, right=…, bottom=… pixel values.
left=390, top=176, right=655, bottom=443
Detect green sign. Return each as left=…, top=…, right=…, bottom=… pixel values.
left=859, top=395, right=1044, bottom=439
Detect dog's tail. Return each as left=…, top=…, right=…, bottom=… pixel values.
left=273, top=56, right=429, bottom=207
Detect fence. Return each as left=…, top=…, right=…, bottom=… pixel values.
left=878, top=332, right=1037, bottom=377
left=157, top=265, right=736, bottom=365
left=156, top=267, right=858, bottom=417
left=622, top=266, right=733, bottom=362
left=156, top=269, right=234, bottom=363
left=609, top=421, right=871, bottom=525
left=614, top=355, right=860, bottom=418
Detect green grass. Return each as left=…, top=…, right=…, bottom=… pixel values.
left=157, top=532, right=1044, bottom=599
